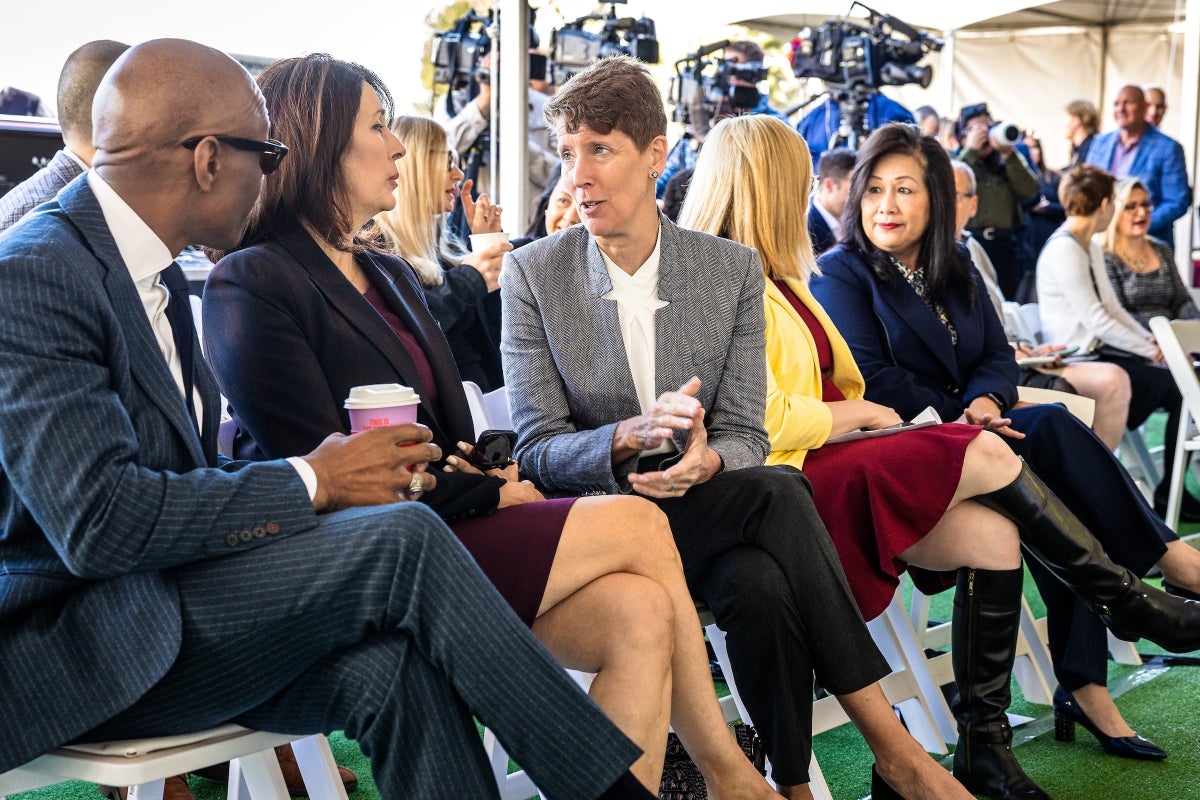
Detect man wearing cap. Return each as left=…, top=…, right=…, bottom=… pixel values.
left=955, top=102, right=1040, bottom=300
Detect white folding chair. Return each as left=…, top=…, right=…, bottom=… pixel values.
left=1148, top=316, right=1200, bottom=537
left=0, top=728, right=346, bottom=800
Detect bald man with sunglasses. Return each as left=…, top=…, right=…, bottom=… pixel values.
left=0, top=38, right=655, bottom=800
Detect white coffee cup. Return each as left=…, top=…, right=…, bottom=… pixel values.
left=469, top=231, right=511, bottom=252
left=344, top=383, right=421, bottom=432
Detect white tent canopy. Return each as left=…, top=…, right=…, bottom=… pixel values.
left=493, top=0, right=1199, bottom=258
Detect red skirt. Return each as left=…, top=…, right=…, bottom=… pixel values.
left=451, top=497, right=575, bottom=627
left=804, top=423, right=981, bottom=620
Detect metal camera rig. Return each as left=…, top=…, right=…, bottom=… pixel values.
left=790, top=1, right=942, bottom=150
left=668, top=40, right=769, bottom=131
left=548, top=1, right=659, bottom=87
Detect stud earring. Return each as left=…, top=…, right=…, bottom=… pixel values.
left=650, top=170, right=659, bottom=179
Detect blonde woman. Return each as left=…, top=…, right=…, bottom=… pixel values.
left=375, top=115, right=509, bottom=390
left=1103, top=176, right=1199, bottom=327
left=680, top=115, right=1200, bottom=797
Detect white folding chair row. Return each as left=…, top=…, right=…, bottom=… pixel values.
left=0, top=728, right=346, bottom=800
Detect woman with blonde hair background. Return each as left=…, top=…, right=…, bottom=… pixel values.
left=375, top=114, right=508, bottom=391
left=681, top=115, right=1200, bottom=798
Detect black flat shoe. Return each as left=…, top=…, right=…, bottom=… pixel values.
left=1052, top=686, right=1166, bottom=760
left=871, top=764, right=905, bottom=799
left=1154, top=487, right=1200, bottom=523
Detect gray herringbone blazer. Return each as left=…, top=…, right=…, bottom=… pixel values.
left=501, top=215, right=769, bottom=495
left=0, top=149, right=84, bottom=234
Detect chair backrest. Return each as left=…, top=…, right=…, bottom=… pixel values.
left=1150, top=316, right=1200, bottom=422
left=1002, top=300, right=1043, bottom=344
left=1016, top=385, right=1095, bottom=427
left=1019, top=303, right=1043, bottom=344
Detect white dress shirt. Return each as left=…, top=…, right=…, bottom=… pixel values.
left=86, top=172, right=316, bottom=496
left=600, top=234, right=674, bottom=456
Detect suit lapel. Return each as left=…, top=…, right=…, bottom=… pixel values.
left=583, top=236, right=642, bottom=416
left=274, top=230, right=460, bottom=446
left=60, top=181, right=207, bottom=467
left=654, top=220, right=696, bottom=451
left=876, top=270, right=962, bottom=384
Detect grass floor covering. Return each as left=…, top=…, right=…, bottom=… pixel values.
left=12, top=414, right=1200, bottom=800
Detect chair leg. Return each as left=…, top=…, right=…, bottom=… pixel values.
left=290, top=736, right=348, bottom=800
left=228, top=750, right=289, bottom=800
left=126, top=779, right=166, bottom=800
left=1166, top=405, right=1193, bottom=531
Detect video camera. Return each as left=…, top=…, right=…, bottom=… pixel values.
left=549, top=1, right=659, bottom=86
left=668, top=41, right=769, bottom=128
left=790, top=2, right=942, bottom=91
left=431, top=10, right=492, bottom=98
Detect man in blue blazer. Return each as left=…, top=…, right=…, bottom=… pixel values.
left=808, top=147, right=855, bottom=256
left=1085, top=84, right=1192, bottom=246
left=0, top=38, right=649, bottom=800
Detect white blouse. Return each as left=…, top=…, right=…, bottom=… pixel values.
left=600, top=235, right=674, bottom=455
left=1036, top=229, right=1157, bottom=359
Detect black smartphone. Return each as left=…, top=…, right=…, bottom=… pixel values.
left=468, top=429, right=517, bottom=469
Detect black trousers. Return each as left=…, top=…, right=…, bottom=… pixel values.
left=969, top=226, right=1032, bottom=301
left=1099, top=353, right=1185, bottom=494
left=1008, top=405, right=1173, bottom=691
left=651, top=465, right=890, bottom=786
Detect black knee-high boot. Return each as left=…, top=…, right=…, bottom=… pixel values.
left=976, top=462, right=1200, bottom=653
left=951, top=567, right=1050, bottom=800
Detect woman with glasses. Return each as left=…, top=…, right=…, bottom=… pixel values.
left=373, top=115, right=508, bottom=392
left=811, top=129, right=1200, bottom=780
left=1103, top=177, right=1200, bottom=327
left=1037, top=165, right=1197, bottom=520
left=203, top=53, right=780, bottom=797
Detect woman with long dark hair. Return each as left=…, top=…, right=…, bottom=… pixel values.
left=203, top=53, right=777, bottom=797
left=813, top=122, right=1200, bottom=783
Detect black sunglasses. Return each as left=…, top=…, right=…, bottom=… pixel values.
left=180, top=135, right=289, bottom=174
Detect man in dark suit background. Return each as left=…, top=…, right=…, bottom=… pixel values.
left=808, top=147, right=854, bottom=256
left=0, top=39, right=128, bottom=233
left=0, top=38, right=651, bottom=800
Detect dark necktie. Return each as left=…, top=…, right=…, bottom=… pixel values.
left=160, top=261, right=198, bottom=430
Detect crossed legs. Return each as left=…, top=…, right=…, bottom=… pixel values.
left=535, top=496, right=776, bottom=798
left=76, top=502, right=641, bottom=800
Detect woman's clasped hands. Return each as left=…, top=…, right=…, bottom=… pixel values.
left=443, top=441, right=544, bottom=508
left=618, top=377, right=724, bottom=499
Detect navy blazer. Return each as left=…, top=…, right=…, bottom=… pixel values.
left=0, top=178, right=316, bottom=770
left=1084, top=126, right=1192, bottom=244
left=204, top=227, right=502, bottom=517
left=811, top=243, right=1020, bottom=421
left=807, top=202, right=836, bottom=256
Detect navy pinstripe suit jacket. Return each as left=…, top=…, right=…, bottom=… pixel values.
left=0, top=177, right=317, bottom=770
left=500, top=215, right=770, bottom=496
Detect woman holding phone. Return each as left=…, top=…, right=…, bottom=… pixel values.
left=203, top=53, right=778, bottom=796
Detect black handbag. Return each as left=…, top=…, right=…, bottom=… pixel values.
left=659, top=723, right=766, bottom=800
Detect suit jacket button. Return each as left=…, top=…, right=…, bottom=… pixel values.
left=267, top=522, right=280, bottom=535
left=226, top=533, right=239, bottom=547
left=239, top=528, right=254, bottom=543
left=252, top=524, right=267, bottom=538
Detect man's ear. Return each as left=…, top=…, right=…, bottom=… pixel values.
left=190, top=137, right=221, bottom=192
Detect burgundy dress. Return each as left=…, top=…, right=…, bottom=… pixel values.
left=366, top=285, right=571, bottom=627
left=778, top=282, right=981, bottom=619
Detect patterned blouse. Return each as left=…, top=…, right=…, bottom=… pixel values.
left=1104, top=237, right=1200, bottom=328
left=889, top=255, right=958, bottom=344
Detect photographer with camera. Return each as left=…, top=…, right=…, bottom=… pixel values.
left=441, top=48, right=559, bottom=230
left=955, top=103, right=1040, bottom=301
left=656, top=41, right=785, bottom=200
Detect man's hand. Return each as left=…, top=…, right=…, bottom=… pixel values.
left=303, top=424, right=441, bottom=512
left=628, top=406, right=722, bottom=499
left=612, top=376, right=703, bottom=463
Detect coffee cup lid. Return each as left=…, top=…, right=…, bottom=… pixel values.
left=344, top=383, right=421, bottom=409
